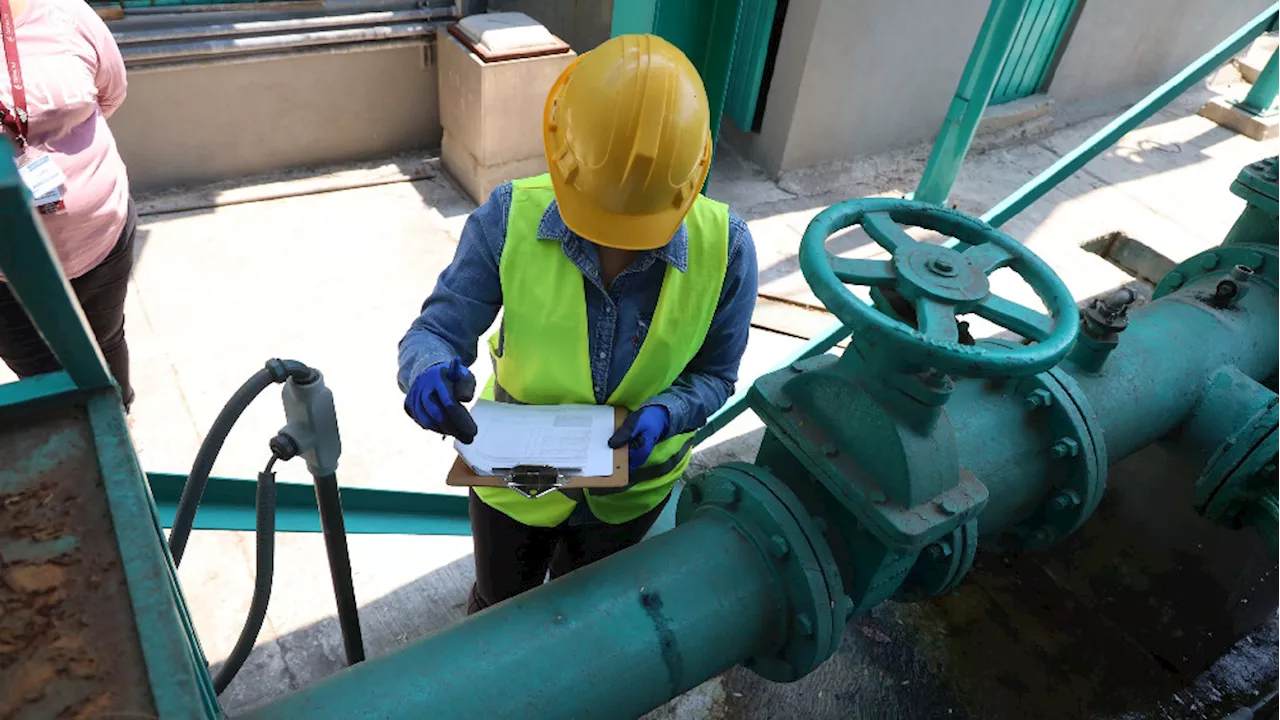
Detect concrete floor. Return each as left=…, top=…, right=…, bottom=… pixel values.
left=4, top=77, right=1274, bottom=716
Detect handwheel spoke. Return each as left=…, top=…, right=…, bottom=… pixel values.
left=963, top=242, right=1014, bottom=275
left=915, top=298, right=960, bottom=343
left=831, top=256, right=897, bottom=286
left=862, top=212, right=920, bottom=252
left=975, top=295, right=1054, bottom=341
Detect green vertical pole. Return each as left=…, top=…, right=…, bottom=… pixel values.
left=610, top=0, right=659, bottom=36
left=1239, top=48, right=1279, bottom=116
left=0, top=154, right=114, bottom=391
left=914, top=0, right=1031, bottom=205
left=611, top=0, right=745, bottom=189
left=699, top=0, right=746, bottom=157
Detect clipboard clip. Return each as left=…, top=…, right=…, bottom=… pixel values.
left=493, top=465, right=581, bottom=499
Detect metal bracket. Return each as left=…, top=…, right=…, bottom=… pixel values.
left=494, top=465, right=580, bottom=499
left=279, top=371, right=342, bottom=478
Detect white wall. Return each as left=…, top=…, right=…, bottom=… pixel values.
left=728, top=0, right=1275, bottom=177
left=729, top=0, right=988, bottom=175
left=1048, top=0, right=1274, bottom=124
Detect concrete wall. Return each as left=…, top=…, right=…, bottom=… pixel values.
left=728, top=0, right=1274, bottom=177
left=727, top=0, right=989, bottom=175
left=111, top=41, right=440, bottom=192
left=1048, top=0, right=1274, bottom=124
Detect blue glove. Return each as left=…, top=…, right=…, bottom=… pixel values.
left=404, top=358, right=478, bottom=444
left=608, top=405, right=671, bottom=471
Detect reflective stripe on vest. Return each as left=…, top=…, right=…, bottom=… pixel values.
left=473, top=174, right=729, bottom=527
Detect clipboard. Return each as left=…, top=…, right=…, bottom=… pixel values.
left=446, top=406, right=629, bottom=493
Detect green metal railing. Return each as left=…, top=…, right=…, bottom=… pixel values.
left=693, top=1, right=1280, bottom=447
left=0, top=153, right=220, bottom=718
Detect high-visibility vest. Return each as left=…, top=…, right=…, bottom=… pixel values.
left=472, top=174, right=729, bottom=527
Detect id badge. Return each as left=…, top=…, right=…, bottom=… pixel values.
left=18, top=150, right=68, bottom=201
left=35, top=184, right=65, bottom=215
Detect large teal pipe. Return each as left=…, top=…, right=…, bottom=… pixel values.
left=241, top=514, right=783, bottom=719
left=1065, top=275, right=1279, bottom=463
left=947, top=272, right=1279, bottom=534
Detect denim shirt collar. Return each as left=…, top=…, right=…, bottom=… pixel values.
left=536, top=200, right=689, bottom=273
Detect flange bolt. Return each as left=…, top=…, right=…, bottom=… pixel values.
left=769, top=535, right=791, bottom=559
left=1051, top=490, right=1081, bottom=511
left=1024, top=389, right=1053, bottom=411
left=1051, top=437, right=1080, bottom=459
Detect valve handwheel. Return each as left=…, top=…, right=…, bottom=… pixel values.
left=800, top=198, right=1079, bottom=378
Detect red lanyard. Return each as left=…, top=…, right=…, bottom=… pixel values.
left=0, top=0, right=27, bottom=148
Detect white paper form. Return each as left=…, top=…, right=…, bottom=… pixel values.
left=454, top=400, right=616, bottom=477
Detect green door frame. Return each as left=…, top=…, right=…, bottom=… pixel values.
left=990, top=0, right=1080, bottom=105
left=612, top=0, right=747, bottom=168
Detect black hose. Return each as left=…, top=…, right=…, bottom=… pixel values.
left=168, top=359, right=313, bottom=566
left=213, top=458, right=278, bottom=694
left=313, top=471, right=365, bottom=665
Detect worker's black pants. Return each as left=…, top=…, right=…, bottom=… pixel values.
left=0, top=202, right=137, bottom=409
left=466, top=489, right=669, bottom=615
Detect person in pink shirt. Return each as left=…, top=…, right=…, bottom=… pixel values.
left=0, top=0, right=135, bottom=408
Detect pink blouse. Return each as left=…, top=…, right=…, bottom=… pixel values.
left=3, top=0, right=129, bottom=279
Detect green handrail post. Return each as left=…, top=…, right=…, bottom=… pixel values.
left=1239, top=48, right=1279, bottom=116
left=0, top=152, right=115, bottom=394
left=914, top=0, right=1032, bottom=205
left=692, top=5, right=1279, bottom=451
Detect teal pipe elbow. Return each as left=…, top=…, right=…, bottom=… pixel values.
left=241, top=515, right=783, bottom=720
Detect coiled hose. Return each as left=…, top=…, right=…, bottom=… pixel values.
left=168, top=358, right=314, bottom=566
left=166, top=358, right=317, bottom=694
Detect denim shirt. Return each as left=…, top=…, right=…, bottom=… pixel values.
left=397, top=182, right=758, bottom=436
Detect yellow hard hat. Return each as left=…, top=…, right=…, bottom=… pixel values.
left=543, top=34, right=712, bottom=251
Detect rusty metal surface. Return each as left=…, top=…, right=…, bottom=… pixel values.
left=1034, top=442, right=1277, bottom=677
left=721, top=442, right=1277, bottom=719
left=0, top=405, right=156, bottom=719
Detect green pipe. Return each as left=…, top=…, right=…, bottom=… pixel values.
left=981, top=4, right=1278, bottom=228
left=146, top=473, right=472, bottom=535
left=1066, top=273, right=1278, bottom=463
left=914, top=0, right=1031, bottom=205
left=241, top=514, right=782, bottom=719
left=693, top=8, right=1280, bottom=448
left=1239, top=48, right=1279, bottom=116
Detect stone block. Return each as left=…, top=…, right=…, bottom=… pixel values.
left=1199, top=96, right=1280, bottom=141
left=437, top=31, right=574, bottom=169
left=443, top=130, right=549, bottom=204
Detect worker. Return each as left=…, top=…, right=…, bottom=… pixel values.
left=0, top=0, right=135, bottom=410
left=397, top=34, right=758, bottom=614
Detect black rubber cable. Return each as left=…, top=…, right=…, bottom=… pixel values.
left=212, top=456, right=279, bottom=694
left=168, top=359, right=313, bottom=566
left=313, top=471, right=366, bottom=665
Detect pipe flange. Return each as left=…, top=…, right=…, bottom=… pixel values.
left=677, top=463, right=844, bottom=682
left=1152, top=243, right=1278, bottom=300
left=892, top=518, right=979, bottom=602
left=1197, top=399, right=1279, bottom=527
left=989, top=343, right=1106, bottom=552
